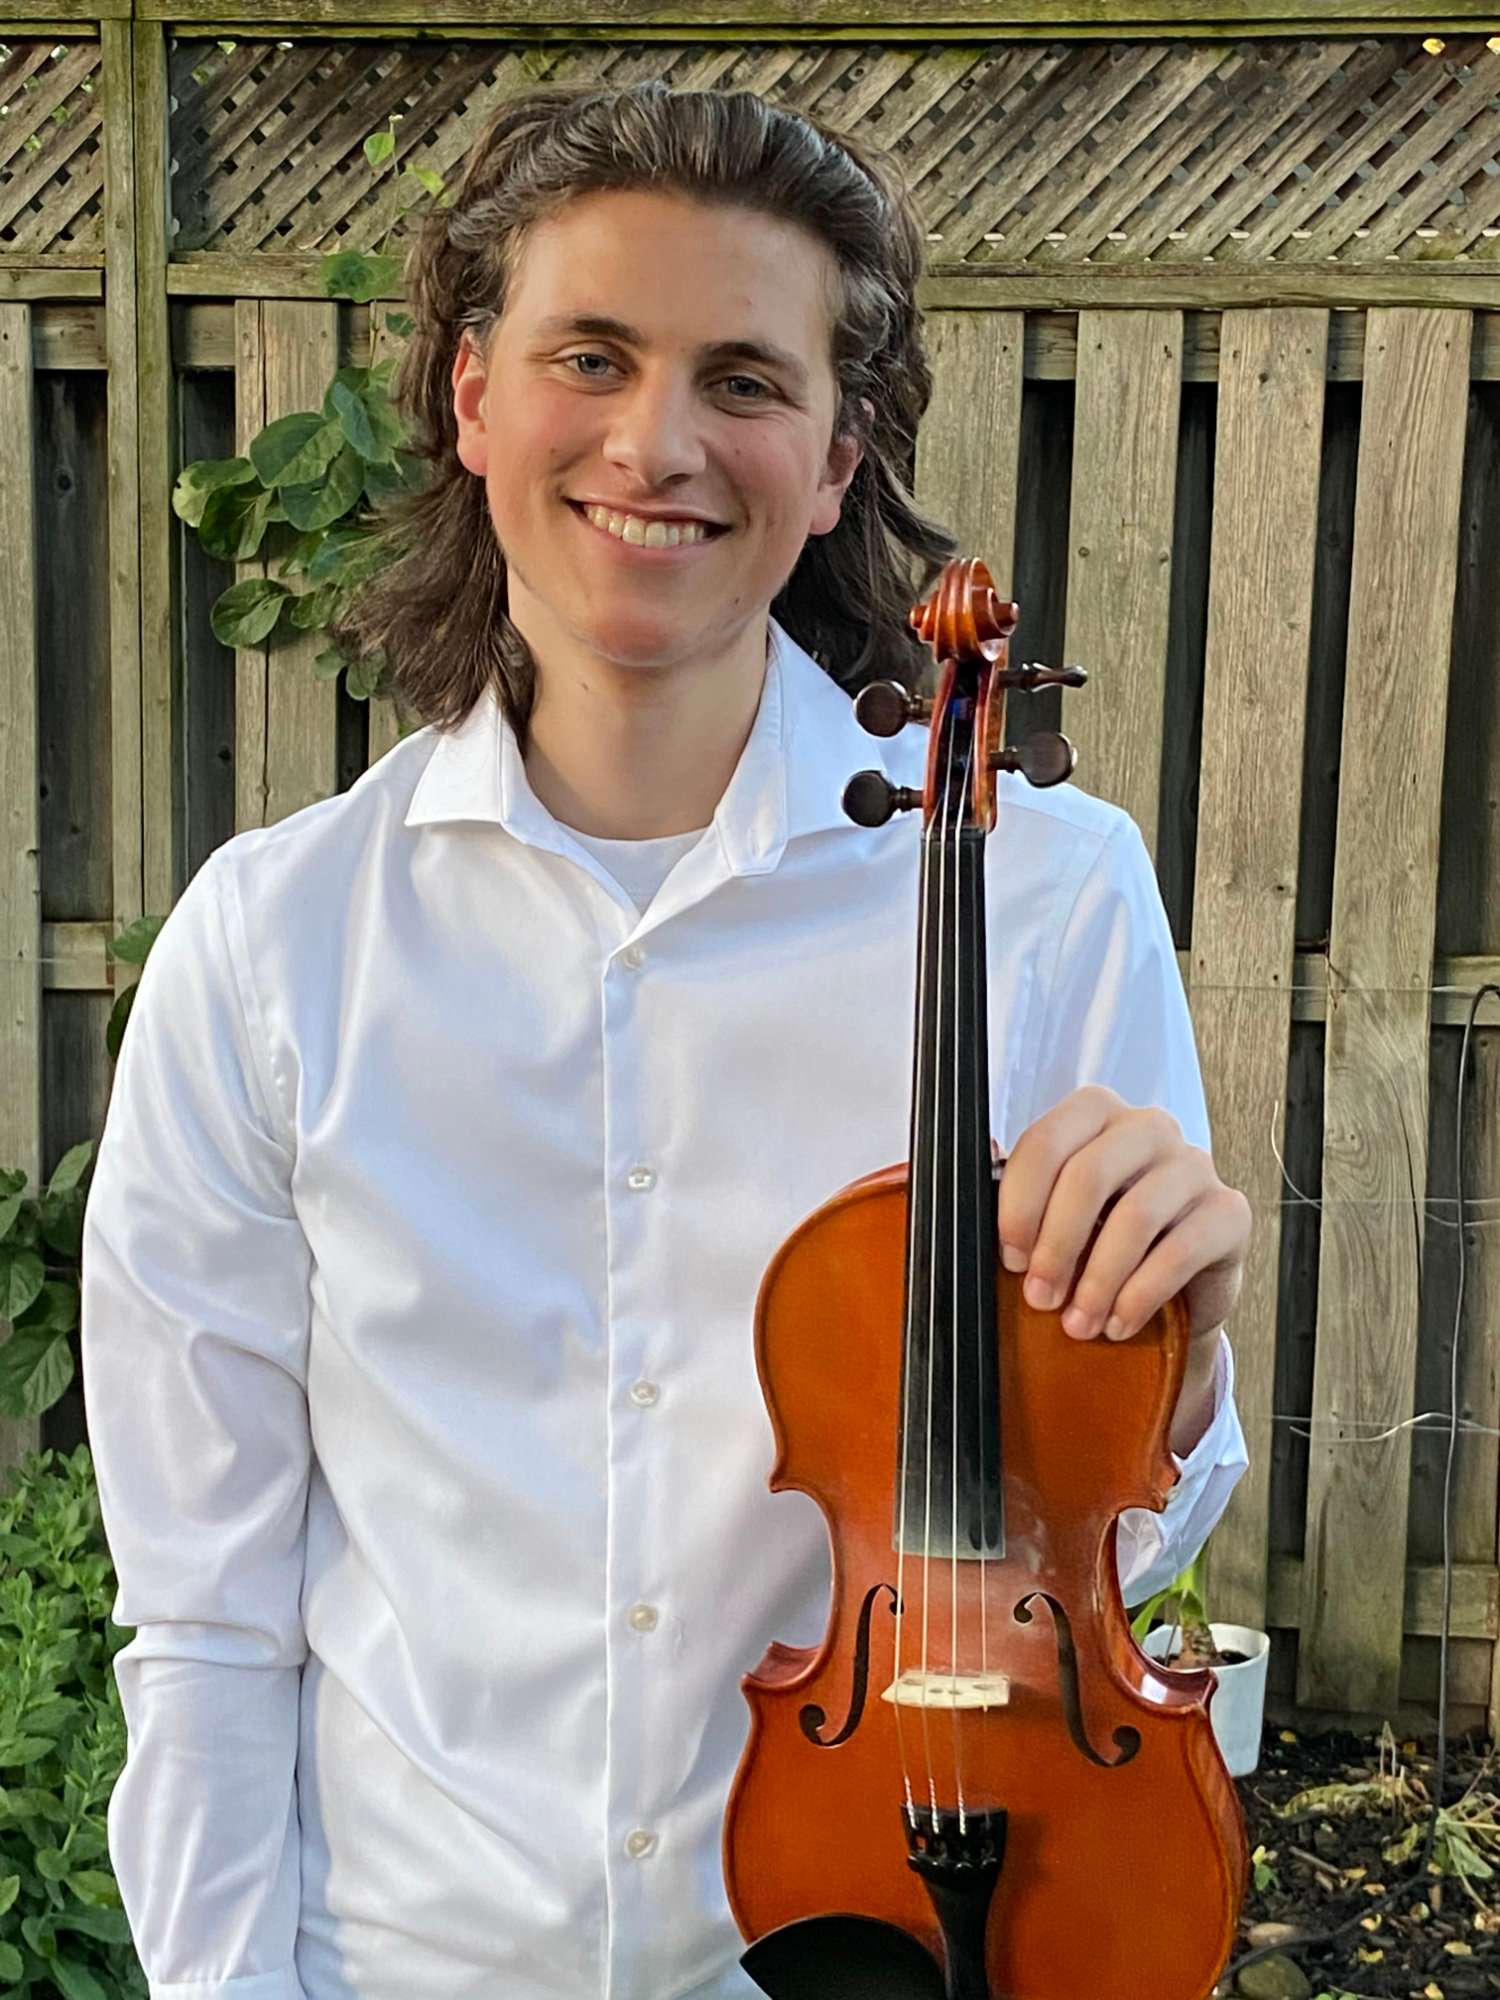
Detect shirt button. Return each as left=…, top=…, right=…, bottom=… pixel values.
left=626, top=1166, right=656, bottom=1192
left=627, top=1603, right=659, bottom=1633
left=628, top=1380, right=660, bottom=1408
left=624, top=1829, right=658, bottom=1860
left=620, top=944, right=646, bottom=970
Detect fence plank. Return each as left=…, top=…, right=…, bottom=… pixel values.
left=1191, top=308, right=1328, bottom=1632
left=1060, top=310, right=1181, bottom=860
left=132, top=21, right=176, bottom=913
left=1297, top=307, right=1473, bottom=1713
left=912, top=309, right=1025, bottom=603
left=0, top=303, right=41, bottom=1479
left=235, top=300, right=340, bottom=828
left=101, top=19, right=143, bottom=950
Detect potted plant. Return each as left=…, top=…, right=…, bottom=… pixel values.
left=1131, top=1551, right=1270, bottom=1777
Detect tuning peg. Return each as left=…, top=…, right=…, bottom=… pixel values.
left=853, top=681, right=935, bottom=737
left=998, top=662, right=1088, bottom=691
left=842, top=770, right=923, bottom=827
left=990, top=733, right=1077, bottom=789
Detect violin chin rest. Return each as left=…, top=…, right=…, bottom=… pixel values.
left=741, top=1915, right=947, bottom=2000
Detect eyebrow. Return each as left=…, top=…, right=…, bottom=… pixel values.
left=530, top=312, right=810, bottom=393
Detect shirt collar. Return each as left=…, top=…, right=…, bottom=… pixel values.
left=403, top=617, right=899, bottom=875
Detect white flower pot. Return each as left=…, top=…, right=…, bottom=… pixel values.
left=1140, top=1621, right=1270, bottom=1778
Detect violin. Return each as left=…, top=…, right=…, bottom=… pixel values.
left=722, top=558, right=1247, bottom=2000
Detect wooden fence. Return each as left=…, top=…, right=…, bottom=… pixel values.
left=5, top=4, right=1500, bottom=1734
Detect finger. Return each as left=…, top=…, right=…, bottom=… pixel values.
left=1015, top=1107, right=1182, bottom=1314
left=1058, top=1149, right=1219, bottom=1339
left=1092, top=1185, right=1250, bottom=1342
left=997, top=1085, right=1124, bottom=1275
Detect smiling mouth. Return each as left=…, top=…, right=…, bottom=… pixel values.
left=568, top=500, right=730, bottom=549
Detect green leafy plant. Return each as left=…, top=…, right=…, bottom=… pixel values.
left=0, top=1145, right=93, bottom=1433
left=1129, top=1549, right=1218, bottom=1665
left=0, top=1444, right=142, bottom=1996
left=171, top=112, right=446, bottom=704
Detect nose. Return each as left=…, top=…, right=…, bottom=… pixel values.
left=600, top=368, right=709, bottom=493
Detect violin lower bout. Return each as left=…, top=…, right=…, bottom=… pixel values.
left=722, top=1169, right=1247, bottom=2000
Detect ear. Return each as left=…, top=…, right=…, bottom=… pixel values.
left=452, top=331, right=490, bottom=478
left=809, top=397, right=874, bottom=538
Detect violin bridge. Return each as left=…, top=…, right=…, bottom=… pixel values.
left=881, top=1669, right=1011, bottom=1711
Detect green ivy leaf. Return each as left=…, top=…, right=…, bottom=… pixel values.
left=170, top=456, right=256, bottom=530
left=406, top=166, right=444, bottom=202
left=275, top=529, right=326, bottom=581
left=47, top=1143, right=93, bottom=1199
left=0, top=1194, right=22, bottom=1243
left=289, top=584, right=344, bottom=632
left=321, top=249, right=400, bottom=304
left=363, top=128, right=396, bottom=168
left=383, top=309, right=415, bottom=337
left=105, top=986, right=137, bottom=1066
left=345, top=651, right=385, bottom=701
left=38, top=1189, right=85, bottom=1260
left=52, top=1955, right=110, bottom=2000
left=15, top=1282, right=79, bottom=1337
left=363, top=450, right=425, bottom=506
left=0, top=1246, right=45, bottom=1321
left=306, top=528, right=394, bottom=589
left=60, top=1876, right=124, bottom=1918
left=328, top=379, right=380, bottom=461
left=250, top=412, right=344, bottom=491
left=108, top=915, right=164, bottom=968
left=197, top=481, right=274, bottom=563
left=0, top=1871, right=18, bottom=1914
left=0, top=1326, right=75, bottom=1420
left=211, top=577, right=291, bottom=649
left=281, top=442, right=366, bottom=533
left=0, top=1941, right=21, bottom=1982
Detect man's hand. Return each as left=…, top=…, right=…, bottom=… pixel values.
left=995, top=1085, right=1250, bottom=1355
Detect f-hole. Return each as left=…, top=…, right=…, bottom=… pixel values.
left=800, top=1583, right=898, bottom=1748
left=1014, top=1590, right=1141, bottom=1769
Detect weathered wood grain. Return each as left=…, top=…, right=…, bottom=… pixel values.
left=132, top=21, right=177, bottom=915
left=1297, top=307, right=1473, bottom=1714
left=234, top=300, right=341, bottom=829
left=0, top=303, right=41, bottom=1479
left=1060, top=310, right=1182, bottom=859
left=912, top=309, right=1025, bottom=600
left=1191, top=310, right=1328, bottom=1632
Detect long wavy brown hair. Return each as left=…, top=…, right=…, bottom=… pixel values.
left=333, top=80, right=958, bottom=740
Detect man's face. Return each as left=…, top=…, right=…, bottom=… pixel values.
left=452, top=187, right=864, bottom=680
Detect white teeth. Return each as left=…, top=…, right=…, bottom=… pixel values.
left=581, top=504, right=712, bottom=547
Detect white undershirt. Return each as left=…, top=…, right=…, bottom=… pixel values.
left=567, top=823, right=710, bottom=914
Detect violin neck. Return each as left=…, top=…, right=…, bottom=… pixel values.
left=896, top=810, right=1004, bottom=1563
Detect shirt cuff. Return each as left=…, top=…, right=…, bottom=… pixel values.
left=1116, top=1329, right=1249, bottom=1607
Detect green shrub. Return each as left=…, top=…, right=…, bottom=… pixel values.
left=0, top=1445, right=142, bottom=1997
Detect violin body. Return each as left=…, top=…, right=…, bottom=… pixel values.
left=723, top=1164, right=1247, bottom=2000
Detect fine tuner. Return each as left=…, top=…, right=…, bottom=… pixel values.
left=843, top=665, right=1088, bottom=828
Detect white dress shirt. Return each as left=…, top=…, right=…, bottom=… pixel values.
left=81, top=617, right=1248, bottom=2000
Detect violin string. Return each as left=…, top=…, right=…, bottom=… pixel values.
left=943, top=715, right=966, bottom=1829
left=893, top=771, right=928, bottom=1832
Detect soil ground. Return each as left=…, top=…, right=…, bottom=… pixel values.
left=1228, top=1723, right=1500, bottom=1998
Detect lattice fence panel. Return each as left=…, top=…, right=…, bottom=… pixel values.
left=0, top=38, right=103, bottom=256
left=165, top=34, right=1500, bottom=269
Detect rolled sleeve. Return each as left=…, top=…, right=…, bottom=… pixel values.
left=1117, top=1330, right=1250, bottom=1606
left=80, top=851, right=311, bottom=1998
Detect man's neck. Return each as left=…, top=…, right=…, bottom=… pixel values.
left=518, top=616, right=771, bottom=840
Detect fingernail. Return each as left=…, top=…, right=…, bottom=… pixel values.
left=1061, top=1306, right=1094, bottom=1339
left=1104, top=1316, right=1126, bottom=1340
left=1025, top=1274, right=1059, bottom=1310
left=1001, top=1244, right=1027, bottom=1273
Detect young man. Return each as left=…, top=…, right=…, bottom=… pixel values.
left=81, top=98, right=1249, bottom=2000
